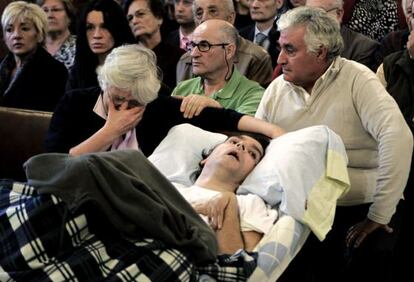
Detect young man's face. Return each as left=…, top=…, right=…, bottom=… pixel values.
left=204, top=135, right=264, bottom=183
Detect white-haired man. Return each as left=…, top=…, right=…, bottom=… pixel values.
left=257, top=6, right=412, bottom=282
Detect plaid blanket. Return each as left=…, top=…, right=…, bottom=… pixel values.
left=0, top=180, right=256, bottom=281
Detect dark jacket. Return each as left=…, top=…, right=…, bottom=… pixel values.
left=25, top=149, right=218, bottom=264
left=0, top=47, right=68, bottom=111
left=340, top=25, right=380, bottom=71
left=239, top=22, right=280, bottom=68
left=153, top=41, right=185, bottom=93
left=383, top=50, right=414, bottom=131
left=45, top=87, right=242, bottom=155
left=165, top=29, right=180, bottom=49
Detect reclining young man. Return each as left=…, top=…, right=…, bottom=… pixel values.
left=25, top=130, right=277, bottom=265
left=177, top=132, right=277, bottom=254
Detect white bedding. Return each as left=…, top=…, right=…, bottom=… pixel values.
left=149, top=123, right=350, bottom=281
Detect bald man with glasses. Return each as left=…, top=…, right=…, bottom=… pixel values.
left=176, top=0, right=273, bottom=87
left=172, top=19, right=265, bottom=117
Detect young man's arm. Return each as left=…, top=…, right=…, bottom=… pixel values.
left=194, top=192, right=263, bottom=254
left=242, top=231, right=263, bottom=252
left=194, top=192, right=244, bottom=254
left=214, top=194, right=244, bottom=254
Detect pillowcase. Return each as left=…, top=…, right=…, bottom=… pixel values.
left=148, top=124, right=227, bottom=187
left=237, top=125, right=350, bottom=240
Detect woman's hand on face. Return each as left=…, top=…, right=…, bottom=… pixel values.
left=104, top=99, right=146, bottom=137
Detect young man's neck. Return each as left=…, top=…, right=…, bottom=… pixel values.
left=195, top=174, right=238, bottom=193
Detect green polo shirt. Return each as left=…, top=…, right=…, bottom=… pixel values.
left=172, top=68, right=264, bottom=115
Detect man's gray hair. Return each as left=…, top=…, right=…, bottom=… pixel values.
left=219, top=21, right=239, bottom=50
left=98, top=44, right=161, bottom=106
left=192, top=0, right=235, bottom=15
left=278, top=6, right=343, bottom=60
left=1, top=1, right=48, bottom=45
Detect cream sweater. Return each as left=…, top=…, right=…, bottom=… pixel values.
left=256, top=57, right=413, bottom=224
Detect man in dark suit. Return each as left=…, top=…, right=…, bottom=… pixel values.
left=166, top=0, right=195, bottom=50
left=239, top=0, right=283, bottom=68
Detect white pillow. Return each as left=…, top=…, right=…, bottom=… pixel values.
left=238, top=125, right=350, bottom=240
left=149, top=124, right=350, bottom=240
left=148, top=124, right=227, bottom=187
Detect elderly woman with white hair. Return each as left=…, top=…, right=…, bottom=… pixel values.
left=0, top=1, right=67, bottom=111
left=45, top=44, right=285, bottom=156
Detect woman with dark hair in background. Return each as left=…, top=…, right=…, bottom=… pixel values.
left=66, top=0, right=135, bottom=91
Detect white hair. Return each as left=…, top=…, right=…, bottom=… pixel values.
left=98, top=44, right=161, bottom=106
left=278, top=6, right=343, bottom=60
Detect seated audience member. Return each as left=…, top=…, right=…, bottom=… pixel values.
left=239, top=0, right=283, bottom=68
left=37, top=0, right=77, bottom=70
left=233, top=0, right=253, bottom=30
left=176, top=0, right=273, bottom=87
left=254, top=7, right=412, bottom=282
left=376, top=21, right=414, bottom=281
left=165, top=0, right=195, bottom=51
left=306, top=0, right=380, bottom=71
left=179, top=133, right=277, bottom=254
left=66, top=0, right=135, bottom=91
left=172, top=19, right=264, bottom=117
left=0, top=1, right=67, bottom=111
left=376, top=0, right=413, bottom=64
left=124, top=0, right=184, bottom=92
left=45, top=44, right=285, bottom=156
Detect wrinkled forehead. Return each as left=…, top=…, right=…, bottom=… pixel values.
left=279, top=25, right=306, bottom=45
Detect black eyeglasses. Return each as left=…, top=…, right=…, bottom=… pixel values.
left=186, top=40, right=229, bottom=52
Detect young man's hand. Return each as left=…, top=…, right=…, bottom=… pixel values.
left=193, top=192, right=236, bottom=230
